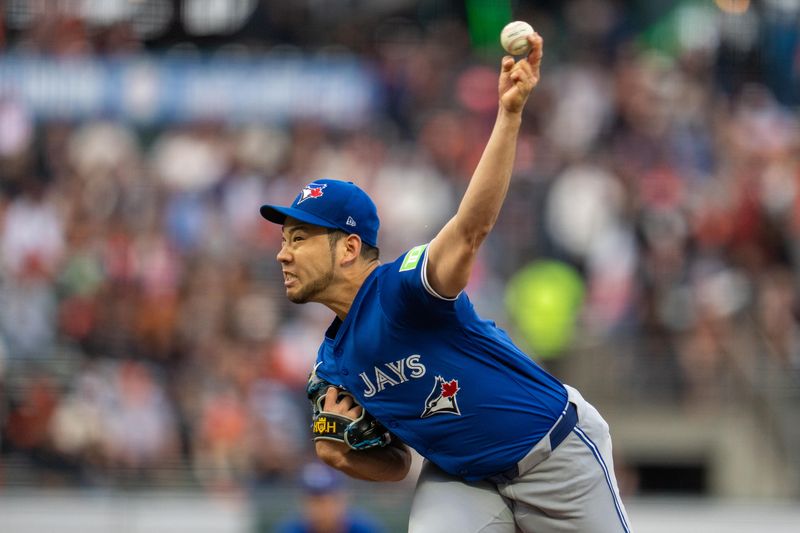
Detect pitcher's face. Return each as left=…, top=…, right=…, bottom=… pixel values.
left=277, top=218, right=335, bottom=304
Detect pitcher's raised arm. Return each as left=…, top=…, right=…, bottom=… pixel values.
left=426, top=34, right=543, bottom=299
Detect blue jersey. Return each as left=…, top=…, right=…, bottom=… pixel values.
left=314, top=244, right=568, bottom=481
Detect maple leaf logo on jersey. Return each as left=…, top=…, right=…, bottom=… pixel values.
left=297, top=183, right=327, bottom=204
left=421, top=376, right=461, bottom=418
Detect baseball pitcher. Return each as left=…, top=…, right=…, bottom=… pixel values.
left=260, top=33, right=632, bottom=533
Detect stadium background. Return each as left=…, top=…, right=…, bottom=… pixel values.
left=0, top=0, right=799, bottom=531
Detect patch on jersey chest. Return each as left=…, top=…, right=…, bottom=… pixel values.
left=421, top=375, right=461, bottom=418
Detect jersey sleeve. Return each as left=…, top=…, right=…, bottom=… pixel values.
left=379, top=243, right=462, bottom=326
left=312, top=344, right=341, bottom=386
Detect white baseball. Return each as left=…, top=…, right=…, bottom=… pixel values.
left=500, top=21, right=534, bottom=56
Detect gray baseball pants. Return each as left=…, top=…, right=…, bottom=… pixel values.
left=408, top=385, right=632, bottom=533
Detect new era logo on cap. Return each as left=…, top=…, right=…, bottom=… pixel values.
left=259, top=179, right=380, bottom=247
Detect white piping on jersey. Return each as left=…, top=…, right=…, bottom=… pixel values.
left=420, top=245, right=461, bottom=301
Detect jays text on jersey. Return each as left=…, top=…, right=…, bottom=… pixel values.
left=313, top=244, right=568, bottom=481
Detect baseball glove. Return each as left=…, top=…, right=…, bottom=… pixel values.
left=306, top=371, right=392, bottom=450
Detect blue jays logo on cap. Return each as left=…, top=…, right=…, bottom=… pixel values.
left=297, top=183, right=327, bottom=204
left=259, top=179, right=380, bottom=247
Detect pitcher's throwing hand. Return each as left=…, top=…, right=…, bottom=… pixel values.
left=499, top=33, right=543, bottom=114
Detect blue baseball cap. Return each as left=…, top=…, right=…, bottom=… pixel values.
left=299, top=462, right=344, bottom=494
left=260, top=179, right=380, bottom=247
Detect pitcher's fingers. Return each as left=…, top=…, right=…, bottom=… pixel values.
left=513, top=58, right=534, bottom=77
left=323, top=386, right=339, bottom=410
left=526, top=34, right=543, bottom=66
left=337, top=393, right=355, bottom=410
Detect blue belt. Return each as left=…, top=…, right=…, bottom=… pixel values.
left=486, top=402, right=578, bottom=484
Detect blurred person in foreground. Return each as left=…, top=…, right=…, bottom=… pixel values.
left=275, top=462, right=384, bottom=533
left=260, top=34, right=631, bottom=533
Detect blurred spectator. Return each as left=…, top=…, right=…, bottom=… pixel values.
left=275, top=462, right=385, bottom=533
left=1, top=184, right=64, bottom=278
left=5, top=376, right=60, bottom=462
left=102, top=361, right=178, bottom=479
left=193, top=383, right=249, bottom=490
left=48, top=362, right=109, bottom=483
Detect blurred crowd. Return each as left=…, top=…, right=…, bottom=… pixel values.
left=1, top=0, right=799, bottom=491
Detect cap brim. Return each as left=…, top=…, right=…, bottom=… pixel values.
left=302, top=481, right=342, bottom=495
left=259, top=204, right=339, bottom=230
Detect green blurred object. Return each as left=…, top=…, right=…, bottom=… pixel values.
left=638, top=0, right=719, bottom=56
left=505, top=260, right=585, bottom=359
left=466, top=0, right=513, bottom=54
